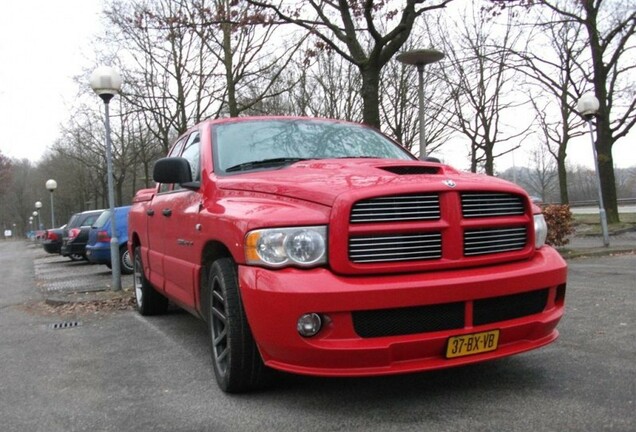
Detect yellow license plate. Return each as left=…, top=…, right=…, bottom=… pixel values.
left=446, top=330, right=500, bottom=359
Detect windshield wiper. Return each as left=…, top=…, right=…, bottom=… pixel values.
left=225, top=157, right=312, bottom=173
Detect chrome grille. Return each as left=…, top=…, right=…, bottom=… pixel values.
left=464, top=227, right=527, bottom=256
left=462, top=193, right=524, bottom=218
left=349, top=232, right=442, bottom=263
left=350, top=194, right=440, bottom=223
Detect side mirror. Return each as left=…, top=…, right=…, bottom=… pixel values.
left=153, top=157, right=191, bottom=183
left=153, top=157, right=200, bottom=190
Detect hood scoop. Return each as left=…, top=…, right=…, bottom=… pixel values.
left=379, top=165, right=440, bottom=175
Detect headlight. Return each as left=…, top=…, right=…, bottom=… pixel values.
left=534, top=214, right=548, bottom=249
left=245, top=226, right=327, bottom=268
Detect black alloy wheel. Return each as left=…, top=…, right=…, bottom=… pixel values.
left=207, top=257, right=270, bottom=393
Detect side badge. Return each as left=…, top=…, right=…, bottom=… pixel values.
left=443, top=180, right=456, bottom=188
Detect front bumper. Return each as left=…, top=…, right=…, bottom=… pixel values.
left=239, top=247, right=567, bottom=377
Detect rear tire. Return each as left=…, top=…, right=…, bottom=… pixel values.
left=69, top=253, right=83, bottom=261
left=206, top=257, right=270, bottom=393
left=133, top=246, right=168, bottom=316
left=120, top=246, right=134, bottom=275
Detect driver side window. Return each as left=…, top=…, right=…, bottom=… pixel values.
left=173, top=131, right=200, bottom=191
left=181, top=132, right=201, bottom=182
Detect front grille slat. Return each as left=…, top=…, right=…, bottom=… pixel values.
left=462, top=193, right=524, bottom=218
left=350, top=194, right=440, bottom=223
left=349, top=232, right=442, bottom=263
left=464, top=227, right=527, bottom=256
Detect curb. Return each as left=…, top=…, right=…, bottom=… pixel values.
left=558, top=247, right=635, bottom=260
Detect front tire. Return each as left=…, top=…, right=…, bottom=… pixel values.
left=133, top=246, right=168, bottom=316
left=206, top=258, right=269, bottom=393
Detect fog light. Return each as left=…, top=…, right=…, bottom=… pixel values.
left=297, top=313, right=322, bottom=337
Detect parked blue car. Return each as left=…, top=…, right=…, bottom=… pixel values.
left=85, top=206, right=133, bottom=274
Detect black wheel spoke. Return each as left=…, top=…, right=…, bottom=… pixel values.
left=211, top=305, right=226, bottom=323
left=216, top=346, right=229, bottom=363
left=213, top=328, right=227, bottom=346
left=212, top=288, right=224, bottom=303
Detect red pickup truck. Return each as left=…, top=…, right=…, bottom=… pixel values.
left=128, top=116, right=567, bottom=393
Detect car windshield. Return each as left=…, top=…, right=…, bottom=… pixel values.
left=212, top=119, right=415, bottom=174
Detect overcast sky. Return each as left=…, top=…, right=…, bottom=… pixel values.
left=0, top=0, right=632, bottom=171
left=0, top=0, right=104, bottom=162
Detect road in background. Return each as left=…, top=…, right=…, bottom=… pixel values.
left=570, top=204, right=636, bottom=214
left=1, top=241, right=634, bottom=432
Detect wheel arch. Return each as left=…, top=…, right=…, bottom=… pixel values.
left=129, top=231, right=141, bottom=251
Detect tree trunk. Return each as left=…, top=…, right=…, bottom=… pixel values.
left=360, top=67, right=381, bottom=128
left=596, top=119, right=619, bottom=223
left=221, top=7, right=238, bottom=117
left=557, top=151, right=569, bottom=204
left=584, top=3, right=620, bottom=223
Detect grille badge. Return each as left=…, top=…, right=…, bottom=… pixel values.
left=443, top=179, right=456, bottom=188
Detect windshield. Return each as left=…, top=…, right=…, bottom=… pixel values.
left=212, top=119, right=415, bottom=174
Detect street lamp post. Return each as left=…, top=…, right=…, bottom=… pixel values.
left=46, top=179, right=57, bottom=228
left=34, top=202, right=42, bottom=230
left=576, top=92, right=610, bottom=247
left=396, top=49, right=444, bottom=159
left=32, top=211, right=39, bottom=235
left=90, top=66, right=123, bottom=291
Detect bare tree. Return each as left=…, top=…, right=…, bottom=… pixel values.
left=105, top=0, right=220, bottom=152
left=507, top=0, right=636, bottom=223
left=240, top=47, right=363, bottom=119
left=567, top=164, right=600, bottom=203
left=438, top=4, right=529, bottom=174
left=246, top=0, right=454, bottom=128
left=0, top=150, right=11, bottom=198
left=378, top=29, right=454, bottom=156
left=54, top=109, right=108, bottom=209
left=509, top=10, right=588, bottom=204
left=1, top=159, right=37, bottom=234
left=188, top=0, right=306, bottom=117
left=525, top=144, right=559, bottom=202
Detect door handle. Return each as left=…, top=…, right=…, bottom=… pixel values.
left=162, top=208, right=172, bottom=217
left=146, top=208, right=155, bottom=216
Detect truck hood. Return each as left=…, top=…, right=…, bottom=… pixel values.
left=215, top=159, right=523, bottom=207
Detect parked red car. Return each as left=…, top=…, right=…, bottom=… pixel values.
left=128, top=117, right=567, bottom=393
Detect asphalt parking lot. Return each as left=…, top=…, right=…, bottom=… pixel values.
left=34, top=251, right=133, bottom=295
left=1, top=241, right=634, bottom=432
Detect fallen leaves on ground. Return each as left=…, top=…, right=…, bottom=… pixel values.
left=19, top=290, right=136, bottom=317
